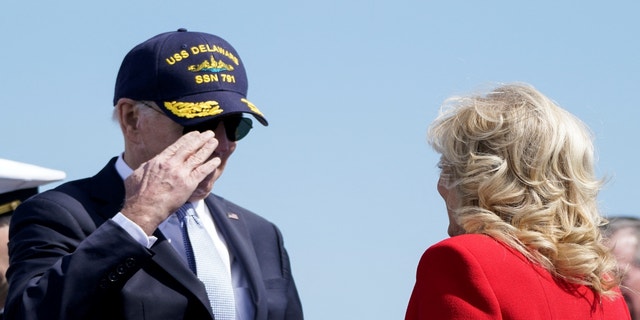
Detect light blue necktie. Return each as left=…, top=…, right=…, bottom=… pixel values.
left=175, top=203, right=236, bottom=320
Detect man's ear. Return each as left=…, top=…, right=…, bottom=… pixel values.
left=115, top=98, right=142, bottom=142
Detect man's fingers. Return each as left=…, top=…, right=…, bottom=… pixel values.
left=158, top=131, right=217, bottom=161
left=187, top=131, right=218, bottom=168
left=158, top=130, right=220, bottom=185
left=192, top=156, right=222, bottom=180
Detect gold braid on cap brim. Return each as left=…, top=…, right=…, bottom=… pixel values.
left=0, top=200, right=21, bottom=215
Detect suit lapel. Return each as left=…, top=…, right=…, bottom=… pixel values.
left=87, top=157, right=127, bottom=221
left=205, top=195, right=269, bottom=320
left=150, top=232, right=213, bottom=312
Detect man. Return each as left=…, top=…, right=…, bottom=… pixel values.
left=603, top=217, right=640, bottom=320
left=6, top=29, right=303, bottom=320
left=0, top=159, right=65, bottom=317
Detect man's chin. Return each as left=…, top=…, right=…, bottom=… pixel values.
left=188, top=176, right=217, bottom=201
left=188, top=188, right=212, bottom=202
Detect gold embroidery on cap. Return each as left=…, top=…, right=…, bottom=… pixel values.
left=190, top=45, right=239, bottom=66
left=164, top=101, right=224, bottom=119
left=240, top=98, right=264, bottom=117
left=188, top=55, right=235, bottom=73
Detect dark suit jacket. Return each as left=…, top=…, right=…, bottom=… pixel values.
left=5, top=158, right=303, bottom=320
left=405, top=234, right=630, bottom=320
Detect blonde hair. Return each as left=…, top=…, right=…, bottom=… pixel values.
left=429, top=83, right=619, bottom=297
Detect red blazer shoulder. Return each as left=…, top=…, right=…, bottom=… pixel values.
left=405, top=234, right=630, bottom=319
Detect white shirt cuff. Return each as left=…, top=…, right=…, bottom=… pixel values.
left=112, top=212, right=158, bottom=248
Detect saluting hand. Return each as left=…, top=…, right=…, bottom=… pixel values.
left=120, top=130, right=220, bottom=235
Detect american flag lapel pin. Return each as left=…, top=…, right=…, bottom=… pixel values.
left=227, top=212, right=239, bottom=220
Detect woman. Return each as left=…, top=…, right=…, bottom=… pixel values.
left=405, top=83, right=630, bottom=319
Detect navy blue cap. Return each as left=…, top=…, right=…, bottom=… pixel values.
left=113, top=28, right=268, bottom=126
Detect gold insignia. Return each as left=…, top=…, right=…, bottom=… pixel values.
left=240, top=98, right=264, bottom=117
left=187, top=55, right=235, bottom=73
left=0, top=200, right=21, bottom=215
left=163, top=101, right=224, bottom=119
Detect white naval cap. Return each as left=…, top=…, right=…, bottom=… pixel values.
left=0, top=158, right=66, bottom=215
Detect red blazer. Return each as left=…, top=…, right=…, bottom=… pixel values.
left=406, top=234, right=630, bottom=319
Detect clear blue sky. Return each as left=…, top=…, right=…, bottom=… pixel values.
left=2, top=1, right=638, bottom=318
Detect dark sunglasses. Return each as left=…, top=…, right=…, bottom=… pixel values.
left=182, top=115, right=253, bottom=142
